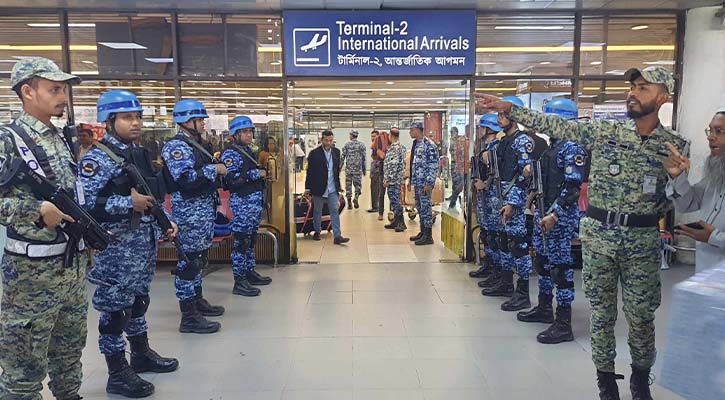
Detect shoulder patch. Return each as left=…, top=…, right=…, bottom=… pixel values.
left=80, top=159, right=100, bottom=177
left=171, top=150, right=184, bottom=160
left=525, top=142, right=534, bottom=154
left=224, top=158, right=234, bottom=167
left=574, top=154, right=586, bottom=167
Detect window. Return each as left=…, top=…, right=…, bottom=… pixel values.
left=580, top=15, right=677, bottom=76
left=476, top=15, right=575, bottom=77
left=68, top=13, right=174, bottom=77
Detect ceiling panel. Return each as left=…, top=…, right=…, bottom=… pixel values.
left=0, top=0, right=720, bottom=10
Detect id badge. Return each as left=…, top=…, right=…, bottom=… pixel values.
left=643, top=173, right=657, bottom=195
left=75, top=180, right=86, bottom=205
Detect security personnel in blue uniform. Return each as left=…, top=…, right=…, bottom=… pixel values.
left=517, top=99, right=587, bottom=345
left=407, top=122, right=439, bottom=246
left=161, top=99, right=226, bottom=334
left=79, top=90, right=179, bottom=397
left=482, top=97, right=535, bottom=312
left=221, top=116, right=272, bottom=297
left=470, top=114, right=503, bottom=279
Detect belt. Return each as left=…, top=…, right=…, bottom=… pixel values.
left=4, top=236, right=86, bottom=258
left=586, top=206, right=660, bottom=228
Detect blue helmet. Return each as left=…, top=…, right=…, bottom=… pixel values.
left=543, top=98, right=578, bottom=119
left=96, top=89, right=143, bottom=123
left=502, top=96, right=525, bottom=108
left=173, top=99, right=208, bottom=124
left=478, top=114, right=502, bottom=133
left=229, top=115, right=255, bottom=135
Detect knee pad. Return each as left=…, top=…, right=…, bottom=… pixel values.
left=486, top=233, right=499, bottom=251
left=130, top=295, right=150, bottom=318
left=234, top=233, right=253, bottom=254
left=478, top=229, right=489, bottom=246
left=534, top=254, right=549, bottom=276
left=497, top=232, right=510, bottom=253
left=250, top=233, right=258, bottom=249
left=178, top=251, right=203, bottom=280
left=508, top=236, right=529, bottom=259
left=99, top=309, right=130, bottom=335
left=551, top=265, right=575, bottom=289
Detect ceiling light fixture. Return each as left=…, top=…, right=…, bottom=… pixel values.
left=27, top=23, right=96, bottom=28
left=643, top=60, right=676, bottom=65
left=539, top=61, right=551, bottom=65
left=476, top=45, right=674, bottom=53
left=590, top=61, right=602, bottom=65
left=145, top=57, right=173, bottom=63
left=99, top=42, right=147, bottom=50
left=0, top=45, right=96, bottom=51
left=258, top=45, right=282, bottom=53
left=476, top=62, right=496, bottom=65
left=495, top=26, right=564, bottom=30
left=385, top=81, right=395, bottom=85
left=631, top=25, right=649, bottom=31
left=81, top=60, right=95, bottom=64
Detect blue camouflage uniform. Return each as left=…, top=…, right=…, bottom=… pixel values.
left=500, top=131, right=535, bottom=280
left=410, top=137, right=439, bottom=228
left=79, top=135, right=164, bottom=356
left=161, top=133, right=219, bottom=302
left=532, top=140, right=586, bottom=308
left=221, top=144, right=265, bottom=279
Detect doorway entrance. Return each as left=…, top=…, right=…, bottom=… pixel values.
left=285, top=79, right=472, bottom=264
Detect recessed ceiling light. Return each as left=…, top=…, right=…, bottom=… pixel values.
left=385, top=81, right=395, bottom=85
left=539, top=61, right=551, bottom=65
left=81, top=60, right=95, bottom=64
left=631, top=25, right=649, bottom=31
left=495, top=26, right=564, bottom=30
left=28, top=23, right=95, bottom=27
left=268, top=37, right=273, bottom=41
left=643, top=60, right=676, bottom=65
left=590, top=61, right=602, bottom=65
left=476, top=62, right=496, bottom=65
left=436, top=101, right=443, bottom=104
left=267, top=29, right=273, bottom=33
left=99, top=42, right=147, bottom=50
left=145, top=57, right=173, bottom=63
left=267, top=19, right=272, bottom=22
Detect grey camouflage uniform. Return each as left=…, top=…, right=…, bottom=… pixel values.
left=508, top=66, right=688, bottom=374
left=341, top=138, right=366, bottom=200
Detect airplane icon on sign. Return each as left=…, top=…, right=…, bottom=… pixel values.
left=300, top=33, right=328, bottom=52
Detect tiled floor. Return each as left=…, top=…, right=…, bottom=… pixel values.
left=295, top=171, right=460, bottom=264
left=17, top=260, right=692, bottom=399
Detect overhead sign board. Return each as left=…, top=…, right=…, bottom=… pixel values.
left=283, top=10, right=476, bottom=76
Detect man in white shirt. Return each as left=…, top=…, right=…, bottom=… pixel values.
left=665, top=109, right=725, bottom=272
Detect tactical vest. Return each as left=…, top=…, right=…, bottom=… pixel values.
left=540, top=140, right=567, bottom=210
left=497, top=131, right=521, bottom=182
left=223, top=144, right=265, bottom=197
left=2, top=122, right=81, bottom=258
left=162, top=134, right=218, bottom=199
left=90, top=137, right=164, bottom=223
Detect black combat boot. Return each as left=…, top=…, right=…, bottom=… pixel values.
left=105, top=353, right=155, bottom=398
left=394, top=214, right=407, bottom=232
left=537, top=306, right=574, bottom=344
left=415, top=227, right=434, bottom=246
left=517, top=293, right=554, bottom=323
left=194, top=287, right=225, bottom=316
left=478, top=264, right=501, bottom=288
left=409, top=229, right=423, bottom=241
left=597, top=370, right=624, bottom=400
left=630, top=365, right=654, bottom=400
left=384, top=214, right=399, bottom=229
left=128, top=333, right=179, bottom=373
left=347, top=197, right=353, bottom=210
left=233, top=275, right=261, bottom=296
left=501, top=278, right=531, bottom=311
left=469, top=255, right=493, bottom=278
left=481, top=270, right=514, bottom=297
left=247, top=270, right=272, bottom=286
left=179, top=300, right=221, bottom=334
left=353, top=196, right=360, bottom=209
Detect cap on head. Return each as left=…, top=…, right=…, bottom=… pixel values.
left=96, top=89, right=143, bottom=123
left=543, top=98, right=578, bottom=120
left=173, top=99, right=208, bottom=123
left=624, top=66, right=675, bottom=94
left=11, top=57, right=81, bottom=89
left=502, top=96, right=525, bottom=108
left=479, top=113, right=502, bottom=133
left=229, top=115, right=255, bottom=135
left=410, top=122, right=424, bottom=131
left=349, top=130, right=359, bottom=138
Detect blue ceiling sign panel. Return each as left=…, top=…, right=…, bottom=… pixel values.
left=283, top=10, right=476, bottom=77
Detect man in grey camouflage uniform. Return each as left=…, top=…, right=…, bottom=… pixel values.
left=341, top=130, right=366, bottom=209
left=0, top=57, right=89, bottom=400
left=476, top=66, right=688, bottom=400
left=383, top=128, right=407, bottom=232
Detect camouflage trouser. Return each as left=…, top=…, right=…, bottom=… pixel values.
left=345, top=173, right=362, bottom=199
left=503, top=204, right=531, bottom=280
left=387, top=184, right=403, bottom=215
left=533, top=208, right=576, bottom=307
left=0, top=252, right=89, bottom=400
left=580, top=217, right=661, bottom=373
left=231, top=191, right=263, bottom=277
left=414, top=186, right=433, bottom=228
